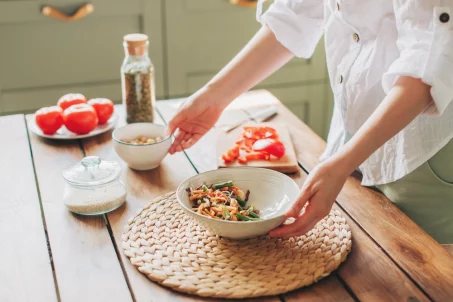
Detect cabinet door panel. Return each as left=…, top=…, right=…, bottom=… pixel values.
left=0, top=0, right=164, bottom=113
left=263, top=83, right=330, bottom=138
left=165, top=0, right=326, bottom=97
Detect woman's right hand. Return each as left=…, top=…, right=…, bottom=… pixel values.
left=167, top=87, right=228, bottom=154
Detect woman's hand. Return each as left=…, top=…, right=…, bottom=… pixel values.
left=167, top=87, right=228, bottom=154
left=269, top=160, right=349, bottom=238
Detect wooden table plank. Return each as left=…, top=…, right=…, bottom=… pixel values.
left=445, top=245, right=453, bottom=256
left=285, top=275, right=353, bottom=302
left=157, top=94, right=430, bottom=302
left=81, top=107, right=279, bottom=302
left=157, top=101, right=354, bottom=301
left=0, top=115, right=57, bottom=302
left=25, top=115, right=132, bottom=302
left=249, top=90, right=453, bottom=301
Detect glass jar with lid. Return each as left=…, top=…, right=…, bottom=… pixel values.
left=121, top=33, right=156, bottom=123
left=62, top=156, right=127, bottom=215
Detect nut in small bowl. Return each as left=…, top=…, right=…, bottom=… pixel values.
left=112, top=123, right=172, bottom=170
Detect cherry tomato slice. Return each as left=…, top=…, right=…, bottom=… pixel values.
left=242, top=126, right=279, bottom=140
left=226, top=144, right=240, bottom=159
left=222, top=153, right=233, bottom=163
left=238, top=156, right=248, bottom=164
left=253, top=139, right=286, bottom=158
left=244, top=151, right=270, bottom=161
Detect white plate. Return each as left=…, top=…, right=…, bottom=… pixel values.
left=30, top=112, right=119, bottom=140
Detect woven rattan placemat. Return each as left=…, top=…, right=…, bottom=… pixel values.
left=122, top=192, right=352, bottom=299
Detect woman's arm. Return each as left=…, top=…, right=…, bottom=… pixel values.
left=167, top=26, right=293, bottom=153
left=270, top=76, right=433, bottom=237
left=196, top=25, right=294, bottom=107
left=332, top=76, right=432, bottom=176
left=168, top=0, right=325, bottom=153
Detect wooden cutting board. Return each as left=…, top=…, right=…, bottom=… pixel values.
left=216, top=123, right=299, bottom=173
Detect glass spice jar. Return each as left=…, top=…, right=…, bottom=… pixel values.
left=62, top=156, right=127, bottom=215
left=121, top=33, right=156, bottom=123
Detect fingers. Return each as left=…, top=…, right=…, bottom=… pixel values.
left=169, top=130, right=189, bottom=154
left=285, top=186, right=311, bottom=218
left=181, top=133, right=202, bottom=149
left=166, top=108, right=186, bottom=137
left=268, top=200, right=320, bottom=238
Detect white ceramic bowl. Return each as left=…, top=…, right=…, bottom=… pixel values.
left=112, top=123, right=172, bottom=170
left=176, top=168, right=300, bottom=240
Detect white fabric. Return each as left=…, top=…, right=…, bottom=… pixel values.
left=257, top=0, right=453, bottom=186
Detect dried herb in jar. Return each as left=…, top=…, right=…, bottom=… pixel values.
left=121, top=34, right=156, bottom=123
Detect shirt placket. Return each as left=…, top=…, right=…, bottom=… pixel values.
left=334, top=1, right=362, bottom=144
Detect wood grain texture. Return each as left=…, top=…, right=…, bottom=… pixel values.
left=0, top=115, right=57, bottom=302
left=444, top=245, right=453, bottom=256
left=25, top=115, right=132, bottom=302
left=81, top=107, right=279, bottom=302
left=256, top=90, right=453, bottom=301
left=157, top=101, right=351, bottom=301
left=285, top=275, right=354, bottom=302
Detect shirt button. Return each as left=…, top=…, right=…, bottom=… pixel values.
left=338, top=75, right=343, bottom=84
left=440, top=13, right=450, bottom=23
left=353, top=33, right=360, bottom=42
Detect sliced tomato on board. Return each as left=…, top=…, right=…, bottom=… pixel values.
left=227, top=144, right=240, bottom=159
left=238, top=151, right=270, bottom=164
left=253, top=139, right=286, bottom=158
left=222, top=126, right=282, bottom=164
left=222, top=153, right=233, bottom=163
left=243, top=126, right=279, bottom=140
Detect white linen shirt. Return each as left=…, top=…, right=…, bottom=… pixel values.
left=257, top=0, right=453, bottom=186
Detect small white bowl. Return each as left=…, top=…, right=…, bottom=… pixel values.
left=176, top=167, right=300, bottom=240
left=112, top=123, right=172, bottom=170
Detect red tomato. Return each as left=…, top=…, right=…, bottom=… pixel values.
left=252, top=139, right=286, bottom=158
left=57, top=93, right=87, bottom=110
left=63, top=104, right=98, bottom=134
left=88, top=98, right=114, bottom=124
left=35, top=106, right=64, bottom=135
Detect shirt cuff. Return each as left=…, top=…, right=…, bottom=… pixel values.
left=258, top=2, right=324, bottom=59
left=382, top=7, right=453, bottom=117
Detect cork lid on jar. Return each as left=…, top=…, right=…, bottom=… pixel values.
left=123, top=33, right=149, bottom=56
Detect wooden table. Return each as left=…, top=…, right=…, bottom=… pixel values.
left=2, top=90, right=453, bottom=302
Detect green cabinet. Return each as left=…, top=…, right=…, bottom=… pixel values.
left=0, top=0, right=164, bottom=113
left=164, top=0, right=326, bottom=95
left=266, top=83, right=332, bottom=138
left=0, top=0, right=333, bottom=139
left=164, top=0, right=330, bottom=138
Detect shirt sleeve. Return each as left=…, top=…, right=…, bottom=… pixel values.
left=382, top=1, right=453, bottom=117
left=256, top=0, right=324, bottom=59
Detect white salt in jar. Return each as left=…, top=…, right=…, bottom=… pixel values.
left=62, top=156, right=127, bottom=215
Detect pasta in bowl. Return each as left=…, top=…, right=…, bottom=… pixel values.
left=176, top=168, right=299, bottom=239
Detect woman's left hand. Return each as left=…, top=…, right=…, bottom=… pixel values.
left=269, top=160, right=349, bottom=238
